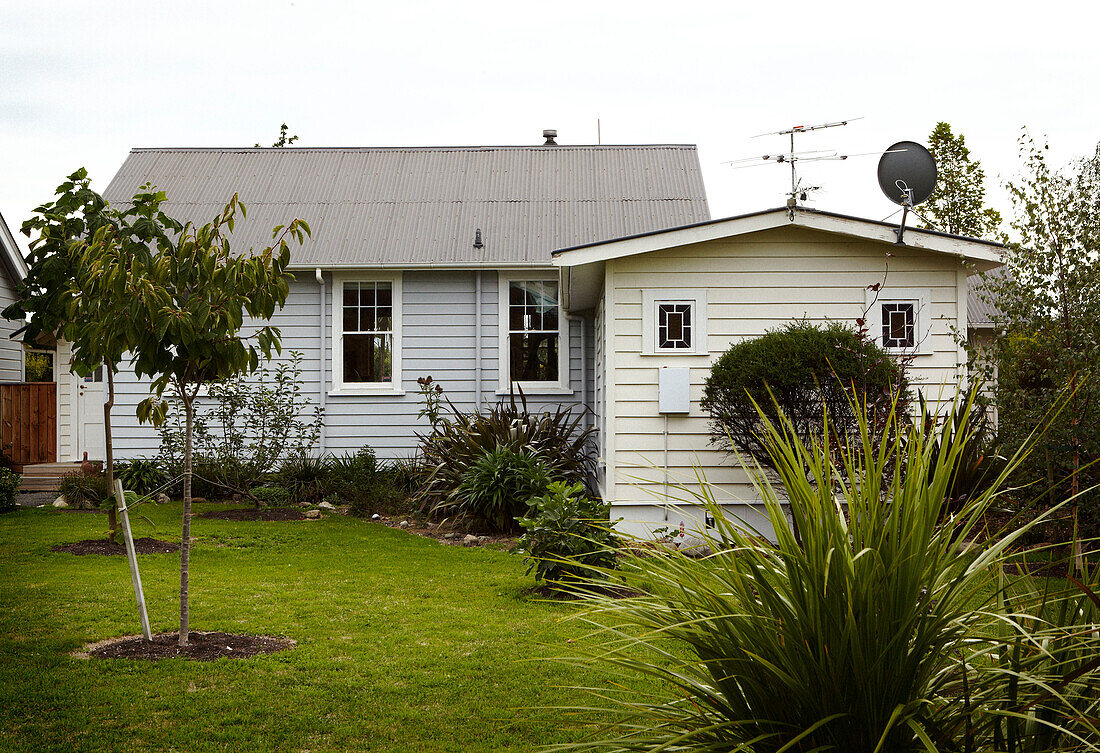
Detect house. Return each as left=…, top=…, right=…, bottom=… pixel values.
left=60, top=139, right=1003, bottom=539
left=0, top=211, right=29, bottom=382
left=60, top=139, right=710, bottom=463
left=553, top=207, right=1002, bottom=537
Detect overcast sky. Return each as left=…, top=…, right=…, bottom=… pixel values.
left=2, top=1, right=1097, bottom=255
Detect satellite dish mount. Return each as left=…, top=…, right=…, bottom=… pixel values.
left=877, top=140, right=937, bottom=245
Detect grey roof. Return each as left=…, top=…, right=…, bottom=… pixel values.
left=968, top=267, right=1009, bottom=329
left=104, top=145, right=710, bottom=268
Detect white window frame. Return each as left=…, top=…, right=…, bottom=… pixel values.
left=866, top=287, right=932, bottom=356
left=332, top=272, right=404, bottom=394
left=641, top=289, right=708, bottom=355
left=497, top=272, right=571, bottom=395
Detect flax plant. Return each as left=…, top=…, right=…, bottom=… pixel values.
left=553, top=391, right=1097, bottom=753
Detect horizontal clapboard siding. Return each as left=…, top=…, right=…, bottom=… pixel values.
left=605, top=225, right=968, bottom=511
left=0, top=269, right=23, bottom=382
left=109, top=270, right=590, bottom=459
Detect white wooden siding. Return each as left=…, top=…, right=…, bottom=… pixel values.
left=0, top=268, right=23, bottom=382
left=604, top=225, right=969, bottom=514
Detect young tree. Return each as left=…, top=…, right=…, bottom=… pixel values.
left=3, top=170, right=179, bottom=543
left=133, top=196, right=309, bottom=646
left=977, top=132, right=1100, bottom=562
left=923, top=122, right=1004, bottom=240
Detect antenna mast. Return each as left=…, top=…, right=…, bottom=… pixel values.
left=725, top=117, right=863, bottom=214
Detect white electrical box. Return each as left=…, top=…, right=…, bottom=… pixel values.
left=658, top=367, right=690, bottom=414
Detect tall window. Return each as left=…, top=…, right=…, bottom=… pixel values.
left=508, top=280, right=560, bottom=383
left=342, top=281, right=393, bottom=383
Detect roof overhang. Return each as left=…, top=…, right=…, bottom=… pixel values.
left=555, top=206, right=1004, bottom=311
left=0, top=211, right=28, bottom=283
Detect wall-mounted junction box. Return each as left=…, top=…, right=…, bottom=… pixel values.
left=658, top=367, right=690, bottom=414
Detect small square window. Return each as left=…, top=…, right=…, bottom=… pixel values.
left=882, top=302, right=916, bottom=349
left=657, top=302, right=693, bottom=350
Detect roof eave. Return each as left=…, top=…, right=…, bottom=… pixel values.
left=553, top=207, right=1004, bottom=269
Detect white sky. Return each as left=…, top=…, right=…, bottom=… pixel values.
left=2, top=0, right=1098, bottom=255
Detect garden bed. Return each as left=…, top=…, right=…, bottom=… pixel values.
left=195, top=507, right=305, bottom=522
left=82, top=631, right=294, bottom=661
left=52, top=537, right=179, bottom=556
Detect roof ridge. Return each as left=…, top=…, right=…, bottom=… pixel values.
left=128, top=144, right=699, bottom=153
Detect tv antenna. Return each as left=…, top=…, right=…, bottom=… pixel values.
left=724, top=117, right=864, bottom=213
left=877, top=141, right=937, bottom=244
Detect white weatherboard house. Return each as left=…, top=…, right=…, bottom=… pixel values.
left=554, top=207, right=1001, bottom=536
left=56, top=139, right=1002, bottom=536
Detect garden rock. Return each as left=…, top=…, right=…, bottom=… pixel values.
left=443, top=533, right=457, bottom=540
left=318, top=500, right=335, bottom=510
left=155, top=493, right=170, bottom=505
left=371, top=513, right=381, bottom=520
left=399, top=520, right=409, bottom=528
left=53, top=496, right=68, bottom=508
left=462, top=534, right=479, bottom=546
left=303, top=509, right=321, bottom=520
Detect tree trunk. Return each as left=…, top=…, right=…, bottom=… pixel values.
left=104, top=368, right=117, bottom=545
left=179, top=394, right=193, bottom=648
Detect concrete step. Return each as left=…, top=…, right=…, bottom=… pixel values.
left=18, top=462, right=81, bottom=493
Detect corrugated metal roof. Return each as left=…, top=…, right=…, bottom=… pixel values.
left=968, top=268, right=1008, bottom=328
left=103, top=145, right=710, bottom=267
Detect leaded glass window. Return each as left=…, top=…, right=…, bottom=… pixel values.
left=882, top=301, right=916, bottom=349
left=657, top=302, right=693, bottom=350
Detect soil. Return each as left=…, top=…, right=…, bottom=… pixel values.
left=52, top=538, right=180, bottom=556
left=195, top=507, right=305, bottom=522
left=372, top=515, right=520, bottom=548
left=84, top=631, right=294, bottom=661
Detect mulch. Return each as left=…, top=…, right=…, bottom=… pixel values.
left=195, top=507, right=305, bottom=522
left=52, top=538, right=180, bottom=556
left=86, top=631, right=294, bottom=661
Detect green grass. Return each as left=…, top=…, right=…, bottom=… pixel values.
left=0, top=504, right=620, bottom=752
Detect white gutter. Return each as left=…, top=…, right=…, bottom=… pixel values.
left=288, top=262, right=557, bottom=272
left=315, top=268, right=327, bottom=453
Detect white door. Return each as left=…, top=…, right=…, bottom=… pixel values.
left=77, top=366, right=106, bottom=461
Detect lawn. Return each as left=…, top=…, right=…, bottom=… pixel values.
left=0, top=504, right=625, bottom=752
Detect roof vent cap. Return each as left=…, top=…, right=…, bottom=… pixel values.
left=542, top=129, right=558, bottom=146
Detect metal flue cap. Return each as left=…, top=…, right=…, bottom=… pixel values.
left=542, top=129, right=558, bottom=146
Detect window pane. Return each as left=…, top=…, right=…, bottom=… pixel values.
left=509, top=281, right=559, bottom=333
left=376, top=286, right=392, bottom=307
left=360, top=284, right=376, bottom=307
left=657, top=302, right=693, bottom=349
left=882, top=302, right=915, bottom=348
left=509, top=332, right=558, bottom=382
left=359, top=306, right=376, bottom=332
left=344, top=334, right=392, bottom=383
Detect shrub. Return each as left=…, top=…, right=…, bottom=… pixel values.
left=113, top=458, right=168, bottom=496
left=439, top=446, right=556, bottom=532
left=277, top=454, right=334, bottom=506
left=701, top=321, right=910, bottom=473
left=418, top=391, right=596, bottom=511
left=156, top=351, right=324, bottom=502
left=345, top=475, right=408, bottom=518
left=0, top=468, right=20, bottom=511
left=58, top=471, right=110, bottom=510
left=562, top=391, right=1100, bottom=753
left=249, top=486, right=292, bottom=508
left=518, top=481, right=620, bottom=586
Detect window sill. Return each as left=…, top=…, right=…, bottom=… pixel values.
left=639, top=350, right=710, bottom=357
left=495, top=386, right=575, bottom=396
left=328, top=386, right=406, bottom=397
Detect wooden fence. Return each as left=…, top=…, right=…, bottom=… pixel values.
left=1, top=382, right=57, bottom=469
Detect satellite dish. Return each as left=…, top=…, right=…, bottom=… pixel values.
left=877, top=141, right=937, bottom=244
left=877, top=141, right=937, bottom=206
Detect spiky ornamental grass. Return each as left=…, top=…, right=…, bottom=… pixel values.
left=553, top=391, right=1100, bottom=753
